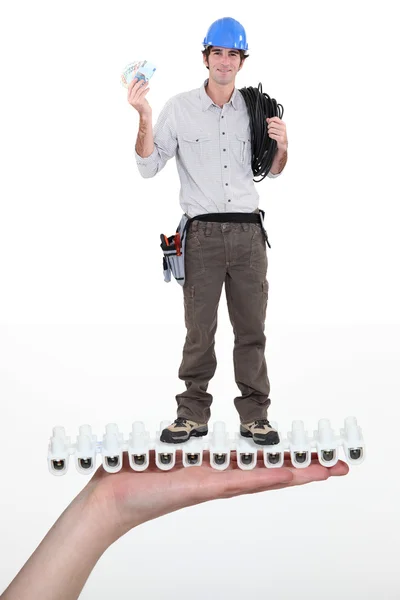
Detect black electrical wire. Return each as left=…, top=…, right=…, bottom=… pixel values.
left=238, top=83, right=284, bottom=182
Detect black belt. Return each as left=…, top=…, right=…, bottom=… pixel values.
left=191, top=212, right=260, bottom=224
left=185, top=210, right=271, bottom=247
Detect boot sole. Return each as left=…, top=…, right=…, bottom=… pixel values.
left=160, top=428, right=208, bottom=444
left=240, top=429, right=280, bottom=446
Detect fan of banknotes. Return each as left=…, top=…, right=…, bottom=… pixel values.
left=121, top=60, right=156, bottom=88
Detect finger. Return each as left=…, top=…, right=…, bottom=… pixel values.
left=128, top=88, right=149, bottom=106
left=128, top=78, right=147, bottom=97
left=132, top=81, right=149, bottom=97
left=268, top=124, right=285, bottom=132
left=137, top=85, right=150, bottom=98
left=285, top=460, right=349, bottom=485
left=326, top=460, right=350, bottom=477
left=215, top=462, right=342, bottom=499
left=128, top=77, right=141, bottom=91
left=136, top=79, right=148, bottom=88
left=267, top=117, right=284, bottom=124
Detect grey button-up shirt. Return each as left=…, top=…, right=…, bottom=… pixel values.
left=135, top=79, right=280, bottom=218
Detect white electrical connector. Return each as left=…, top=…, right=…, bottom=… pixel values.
left=155, top=420, right=177, bottom=470
left=75, top=425, right=97, bottom=475
left=314, top=419, right=341, bottom=467
left=48, top=427, right=73, bottom=476
left=128, top=421, right=150, bottom=471
left=262, top=421, right=285, bottom=468
left=102, top=423, right=124, bottom=473
left=341, top=416, right=365, bottom=465
left=288, top=420, right=312, bottom=468
left=209, top=421, right=231, bottom=470
left=47, top=417, right=366, bottom=476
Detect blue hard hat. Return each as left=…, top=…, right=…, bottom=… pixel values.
left=202, top=17, right=249, bottom=55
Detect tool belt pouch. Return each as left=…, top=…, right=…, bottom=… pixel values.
left=160, top=214, right=189, bottom=286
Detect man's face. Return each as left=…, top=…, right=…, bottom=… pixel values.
left=203, top=46, right=243, bottom=85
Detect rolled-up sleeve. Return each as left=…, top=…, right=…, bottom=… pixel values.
left=135, top=99, right=178, bottom=179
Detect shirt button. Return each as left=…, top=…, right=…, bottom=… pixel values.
left=228, top=199, right=231, bottom=202
left=224, top=165, right=227, bottom=168
left=225, top=183, right=228, bottom=186
left=223, top=149, right=226, bottom=151
left=222, top=132, right=225, bottom=135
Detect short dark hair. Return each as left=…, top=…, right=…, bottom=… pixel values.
left=202, top=45, right=249, bottom=69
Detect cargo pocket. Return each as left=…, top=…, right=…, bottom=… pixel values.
left=183, top=285, right=195, bottom=328
left=262, top=280, right=269, bottom=322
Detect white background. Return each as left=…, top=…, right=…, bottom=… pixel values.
left=1, top=0, right=399, bottom=598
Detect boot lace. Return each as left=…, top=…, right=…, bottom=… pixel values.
left=254, top=419, right=271, bottom=428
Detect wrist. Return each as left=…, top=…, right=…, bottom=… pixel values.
left=139, top=110, right=152, bottom=122
left=70, top=486, right=122, bottom=549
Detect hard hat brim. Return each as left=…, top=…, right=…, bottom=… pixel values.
left=203, top=44, right=249, bottom=56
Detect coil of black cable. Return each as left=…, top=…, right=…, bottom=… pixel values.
left=238, top=83, right=284, bottom=182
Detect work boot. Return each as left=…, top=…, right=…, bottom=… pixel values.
left=240, top=419, right=280, bottom=446
left=160, top=418, right=208, bottom=444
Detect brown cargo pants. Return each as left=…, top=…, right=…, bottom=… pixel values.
left=175, top=215, right=271, bottom=425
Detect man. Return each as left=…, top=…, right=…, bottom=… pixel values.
left=129, top=17, right=288, bottom=445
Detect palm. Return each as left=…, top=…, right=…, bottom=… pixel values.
left=87, top=451, right=349, bottom=534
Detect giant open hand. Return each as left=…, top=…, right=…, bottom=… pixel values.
left=1, top=451, right=349, bottom=600
left=85, top=451, right=349, bottom=539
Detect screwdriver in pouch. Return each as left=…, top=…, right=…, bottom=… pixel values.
left=174, top=232, right=181, bottom=256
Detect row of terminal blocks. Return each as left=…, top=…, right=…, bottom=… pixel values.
left=48, top=417, right=365, bottom=475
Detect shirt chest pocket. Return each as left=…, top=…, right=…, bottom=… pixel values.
left=231, top=132, right=251, bottom=165
left=181, top=133, right=212, bottom=161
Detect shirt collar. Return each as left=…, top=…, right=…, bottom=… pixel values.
left=200, top=79, right=240, bottom=111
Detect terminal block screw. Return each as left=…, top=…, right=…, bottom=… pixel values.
left=322, top=450, right=335, bottom=462
left=52, top=459, right=65, bottom=471
left=267, top=453, right=281, bottom=465
left=213, top=453, right=227, bottom=465
left=240, top=453, right=253, bottom=465
left=187, top=453, right=200, bottom=465
left=295, top=452, right=308, bottom=464
left=349, top=448, right=362, bottom=460
left=160, top=453, right=172, bottom=465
